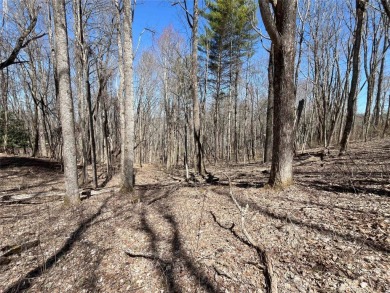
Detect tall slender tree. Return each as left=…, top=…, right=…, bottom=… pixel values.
left=191, top=0, right=204, bottom=176
left=52, top=0, right=79, bottom=204
left=340, top=0, right=368, bottom=155
left=120, top=0, right=135, bottom=193
left=202, top=0, right=257, bottom=161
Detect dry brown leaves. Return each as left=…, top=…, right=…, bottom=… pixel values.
left=0, top=139, right=389, bottom=292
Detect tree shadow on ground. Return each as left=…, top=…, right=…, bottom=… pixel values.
left=127, top=207, right=218, bottom=293
left=0, top=157, right=62, bottom=171
left=4, top=194, right=113, bottom=293
left=268, top=193, right=382, bottom=215
left=212, top=189, right=390, bottom=254
left=299, top=179, right=390, bottom=197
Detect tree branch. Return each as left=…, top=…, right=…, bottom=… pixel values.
left=172, top=0, right=194, bottom=29
left=258, top=0, right=281, bottom=47
left=381, top=0, right=390, bottom=19
left=0, top=15, right=39, bottom=70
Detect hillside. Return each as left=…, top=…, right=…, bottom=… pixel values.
left=1, top=139, right=389, bottom=292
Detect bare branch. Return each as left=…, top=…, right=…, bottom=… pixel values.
left=258, top=0, right=281, bottom=47
left=0, top=14, right=40, bottom=70
left=381, top=0, right=390, bottom=19
left=134, top=28, right=155, bottom=58
left=297, top=0, right=310, bottom=23
left=251, top=12, right=271, bottom=41
left=172, top=0, right=194, bottom=29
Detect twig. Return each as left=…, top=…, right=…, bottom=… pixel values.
left=213, top=264, right=234, bottom=280
left=221, top=172, right=278, bottom=293
left=124, top=249, right=156, bottom=260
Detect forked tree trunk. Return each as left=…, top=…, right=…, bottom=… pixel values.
left=52, top=0, right=79, bottom=204
left=259, top=0, right=298, bottom=188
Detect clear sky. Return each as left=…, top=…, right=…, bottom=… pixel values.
left=132, top=0, right=193, bottom=57
left=131, top=0, right=373, bottom=113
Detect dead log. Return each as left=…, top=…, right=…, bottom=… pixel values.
left=295, top=148, right=330, bottom=161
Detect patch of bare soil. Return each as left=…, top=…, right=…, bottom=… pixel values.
left=0, top=139, right=389, bottom=293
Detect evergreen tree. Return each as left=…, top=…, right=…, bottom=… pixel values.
left=201, top=0, right=257, bottom=160
left=0, top=111, right=29, bottom=151
left=203, top=0, right=257, bottom=99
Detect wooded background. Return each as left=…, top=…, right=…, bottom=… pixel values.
left=0, top=0, right=389, bottom=200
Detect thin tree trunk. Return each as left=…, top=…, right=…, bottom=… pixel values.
left=374, top=29, right=388, bottom=128
left=264, top=48, right=273, bottom=163
left=340, top=0, right=367, bottom=155
left=1, top=69, right=9, bottom=152
left=191, top=0, right=204, bottom=175
left=86, top=77, right=98, bottom=188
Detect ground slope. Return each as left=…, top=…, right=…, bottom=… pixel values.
left=0, top=139, right=389, bottom=292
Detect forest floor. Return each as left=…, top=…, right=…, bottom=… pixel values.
left=0, top=139, right=389, bottom=293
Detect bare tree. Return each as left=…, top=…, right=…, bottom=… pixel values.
left=52, top=0, right=79, bottom=204
left=340, top=0, right=368, bottom=155
left=120, top=0, right=135, bottom=193
left=191, top=0, right=204, bottom=176
left=259, top=0, right=298, bottom=187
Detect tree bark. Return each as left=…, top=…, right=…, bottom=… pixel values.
left=52, top=0, right=79, bottom=204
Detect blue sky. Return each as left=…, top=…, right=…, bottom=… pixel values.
left=131, top=0, right=374, bottom=113
left=132, top=0, right=192, bottom=55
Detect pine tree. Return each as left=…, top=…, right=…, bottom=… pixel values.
left=201, top=0, right=257, bottom=160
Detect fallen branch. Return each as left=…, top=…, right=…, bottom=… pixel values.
left=213, top=264, right=234, bottom=280
left=124, top=249, right=157, bottom=260
left=222, top=172, right=278, bottom=293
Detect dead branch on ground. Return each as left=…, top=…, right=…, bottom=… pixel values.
left=221, top=172, right=278, bottom=293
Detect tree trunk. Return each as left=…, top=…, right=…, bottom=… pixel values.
left=191, top=0, right=204, bottom=176
left=53, top=0, right=79, bottom=204
left=86, top=76, right=98, bottom=189
left=73, top=0, right=88, bottom=184
left=115, top=0, right=126, bottom=178
left=120, top=0, right=135, bottom=193
left=373, top=28, right=388, bottom=128
left=259, top=0, right=298, bottom=188
left=264, top=48, right=273, bottom=163
left=1, top=70, right=9, bottom=152
left=340, top=0, right=367, bottom=155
